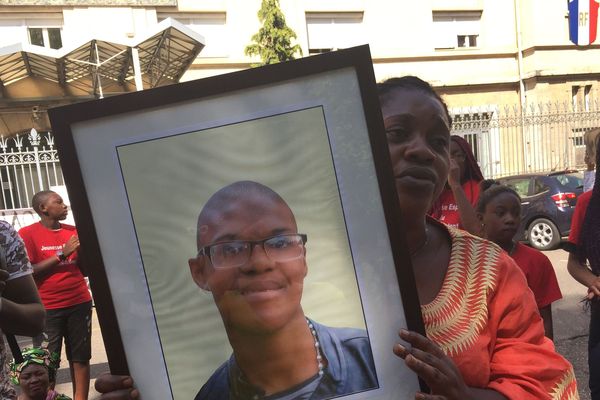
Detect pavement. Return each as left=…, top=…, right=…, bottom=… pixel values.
left=11, top=248, right=594, bottom=399
left=548, top=247, right=592, bottom=400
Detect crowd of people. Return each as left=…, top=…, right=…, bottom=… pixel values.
left=0, top=75, right=598, bottom=400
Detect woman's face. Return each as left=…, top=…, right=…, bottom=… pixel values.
left=381, top=88, right=451, bottom=214
left=19, top=364, right=49, bottom=400
left=450, top=140, right=467, bottom=181
left=480, top=192, right=521, bottom=245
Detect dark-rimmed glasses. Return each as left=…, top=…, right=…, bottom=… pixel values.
left=198, top=233, right=307, bottom=269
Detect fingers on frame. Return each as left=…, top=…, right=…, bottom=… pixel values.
left=400, top=330, right=446, bottom=358
left=405, top=353, right=448, bottom=388
left=94, top=374, right=134, bottom=393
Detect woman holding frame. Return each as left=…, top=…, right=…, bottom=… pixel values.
left=379, top=76, right=576, bottom=399
left=96, top=76, right=578, bottom=399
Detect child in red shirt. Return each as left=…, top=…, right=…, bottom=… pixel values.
left=477, top=180, right=562, bottom=339
left=19, top=190, right=91, bottom=400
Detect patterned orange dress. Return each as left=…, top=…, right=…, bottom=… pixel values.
left=421, top=224, right=579, bottom=399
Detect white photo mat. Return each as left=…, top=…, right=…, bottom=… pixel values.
left=62, top=62, right=419, bottom=399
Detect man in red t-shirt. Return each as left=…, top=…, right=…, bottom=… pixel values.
left=19, top=190, right=92, bottom=400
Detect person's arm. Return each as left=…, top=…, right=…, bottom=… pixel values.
left=525, top=251, right=560, bottom=341
left=567, top=253, right=600, bottom=298
left=448, top=160, right=481, bottom=235
left=538, top=305, right=553, bottom=341
left=0, top=273, right=45, bottom=336
left=0, top=224, right=45, bottom=336
left=32, top=235, right=80, bottom=278
left=394, top=330, right=507, bottom=400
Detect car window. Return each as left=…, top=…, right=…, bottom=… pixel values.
left=550, top=174, right=583, bottom=190
left=532, top=178, right=548, bottom=195
left=503, top=178, right=531, bottom=197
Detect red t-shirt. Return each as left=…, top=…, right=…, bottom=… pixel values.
left=568, top=190, right=592, bottom=246
left=432, top=179, right=481, bottom=229
left=509, top=242, right=562, bottom=309
left=19, top=222, right=91, bottom=310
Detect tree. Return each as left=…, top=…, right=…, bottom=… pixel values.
left=245, top=0, right=302, bottom=65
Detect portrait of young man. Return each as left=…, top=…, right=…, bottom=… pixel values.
left=188, top=181, right=377, bottom=399
left=112, top=107, right=388, bottom=398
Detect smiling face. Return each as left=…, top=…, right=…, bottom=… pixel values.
left=479, top=192, right=521, bottom=246
left=381, top=88, right=451, bottom=215
left=19, top=364, right=49, bottom=400
left=188, top=192, right=307, bottom=336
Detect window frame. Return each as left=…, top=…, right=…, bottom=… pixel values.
left=432, top=10, right=482, bottom=50
left=305, top=11, right=365, bottom=55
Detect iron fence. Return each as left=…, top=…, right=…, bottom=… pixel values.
left=0, top=129, right=63, bottom=210
left=451, top=101, right=600, bottom=178
left=0, top=101, right=598, bottom=211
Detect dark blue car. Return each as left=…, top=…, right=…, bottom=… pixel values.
left=497, top=171, right=584, bottom=251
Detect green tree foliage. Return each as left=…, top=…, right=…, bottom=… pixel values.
left=245, top=0, right=303, bottom=65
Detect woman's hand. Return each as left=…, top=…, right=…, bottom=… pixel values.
left=587, top=276, right=600, bottom=299
left=94, top=374, right=139, bottom=400
left=394, top=329, right=470, bottom=400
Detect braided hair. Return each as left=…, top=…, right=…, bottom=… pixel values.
left=578, top=138, right=600, bottom=275
left=475, top=179, right=521, bottom=214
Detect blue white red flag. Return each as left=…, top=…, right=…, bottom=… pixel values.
left=569, top=0, right=599, bottom=45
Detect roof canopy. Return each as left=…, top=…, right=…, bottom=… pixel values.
left=0, top=18, right=205, bottom=137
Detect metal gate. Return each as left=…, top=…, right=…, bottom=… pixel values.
left=0, top=129, right=63, bottom=210
left=451, top=101, right=600, bottom=178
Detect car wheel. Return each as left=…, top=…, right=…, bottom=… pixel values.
left=527, top=218, right=560, bottom=251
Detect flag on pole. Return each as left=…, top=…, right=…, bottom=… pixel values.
left=569, top=0, right=599, bottom=45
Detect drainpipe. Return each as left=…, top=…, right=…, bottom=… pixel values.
left=514, top=0, right=526, bottom=109
left=514, top=0, right=529, bottom=171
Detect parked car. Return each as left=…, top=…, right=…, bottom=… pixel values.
left=497, top=171, right=584, bottom=251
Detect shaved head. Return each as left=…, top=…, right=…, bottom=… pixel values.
left=196, top=181, right=294, bottom=248
left=31, top=190, right=56, bottom=215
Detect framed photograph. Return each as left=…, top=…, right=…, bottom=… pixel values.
left=49, top=45, right=423, bottom=399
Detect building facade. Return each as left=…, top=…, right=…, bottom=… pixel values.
left=0, top=0, right=599, bottom=203
left=1, top=0, right=598, bottom=108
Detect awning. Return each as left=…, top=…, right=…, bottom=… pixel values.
left=0, top=18, right=205, bottom=137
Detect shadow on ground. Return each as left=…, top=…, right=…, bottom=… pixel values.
left=554, top=293, right=591, bottom=400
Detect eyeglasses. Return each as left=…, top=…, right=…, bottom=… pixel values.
left=198, top=233, right=308, bottom=269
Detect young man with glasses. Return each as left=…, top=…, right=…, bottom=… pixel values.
left=187, top=180, right=377, bottom=400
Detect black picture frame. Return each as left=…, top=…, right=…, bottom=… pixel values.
left=49, top=45, right=424, bottom=399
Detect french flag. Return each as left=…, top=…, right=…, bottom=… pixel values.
left=569, top=0, right=599, bottom=45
